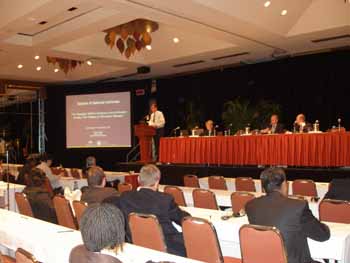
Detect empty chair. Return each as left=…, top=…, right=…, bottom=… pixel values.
left=208, top=176, right=228, bottom=190
left=239, top=224, right=287, bottom=263
left=183, top=175, right=200, bottom=188
left=192, top=189, right=219, bottom=210
left=53, top=195, right=77, bottom=230
left=319, top=199, right=350, bottom=224
left=164, top=186, right=187, bottom=206
left=72, top=201, right=88, bottom=228
left=182, top=217, right=241, bottom=263
left=15, top=192, right=34, bottom=217
left=235, top=177, right=256, bottom=192
left=231, top=192, right=255, bottom=214
left=292, top=179, right=317, bottom=197
left=128, top=213, right=167, bottom=252
left=0, top=196, right=5, bottom=209
left=15, top=248, right=39, bottom=263
left=118, top=182, right=133, bottom=193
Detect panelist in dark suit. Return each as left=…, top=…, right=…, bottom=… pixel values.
left=81, top=166, right=119, bottom=205
left=104, top=164, right=190, bottom=257
left=324, top=178, right=350, bottom=201
left=201, top=120, right=215, bottom=136
left=261, top=114, right=285, bottom=134
left=246, top=168, right=330, bottom=263
left=293, top=113, right=312, bottom=133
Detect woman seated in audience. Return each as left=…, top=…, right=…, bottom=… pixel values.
left=82, top=156, right=97, bottom=178
left=70, top=203, right=125, bottom=263
left=23, top=168, right=57, bottom=224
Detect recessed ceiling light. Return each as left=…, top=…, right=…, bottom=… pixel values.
left=281, top=9, right=288, bottom=16
left=173, top=37, right=180, bottom=43
left=264, top=1, right=271, bottom=7
left=36, top=66, right=42, bottom=71
left=67, top=7, right=78, bottom=11
left=54, top=68, right=59, bottom=73
left=34, top=55, right=40, bottom=60
left=17, top=64, right=23, bottom=69
left=146, top=45, right=152, bottom=50
left=38, top=21, right=47, bottom=25
left=86, top=60, right=92, bottom=66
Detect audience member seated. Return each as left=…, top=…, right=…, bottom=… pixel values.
left=324, top=178, right=350, bottom=201
left=104, top=164, right=190, bottom=257
left=82, top=156, right=97, bottom=178
left=70, top=203, right=125, bottom=263
left=23, top=168, right=57, bottom=224
left=246, top=167, right=330, bottom=263
left=37, top=153, right=63, bottom=194
left=81, top=166, right=119, bottom=205
left=17, top=155, right=38, bottom=185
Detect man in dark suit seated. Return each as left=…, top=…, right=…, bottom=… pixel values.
left=246, top=168, right=330, bottom=263
left=324, top=178, right=350, bottom=201
left=201, top=120, right=215, bottom=136
left=293, top=113, right=313, bottom=133
left=104, top=164, right=190, bottom=257
left=81, top=166, right=119, bottom=205
left=23, top=168, right=57, bottom=224
left=70, top=203, right=125, bottom=263
left=261, top=114, right=285, bottom=134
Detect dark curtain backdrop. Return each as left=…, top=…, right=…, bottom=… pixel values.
left=46, top=50, right=349, bottom=169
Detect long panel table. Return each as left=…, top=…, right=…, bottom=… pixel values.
left=160, top=132, right=350, bottom=167
left=0, top=181, right=25, bottom=212
left=0, top=209, right=203, bottom=263
left=179, top=206, right=350, bottom=263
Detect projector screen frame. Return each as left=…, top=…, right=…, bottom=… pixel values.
left=65, top=89, right=134, bottom=149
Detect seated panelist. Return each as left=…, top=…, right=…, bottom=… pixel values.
left=293, top=114, right=312, bottom=133
left=261, top=114, right=284, bottom=134
left=201, top=120, right=215, bottom=136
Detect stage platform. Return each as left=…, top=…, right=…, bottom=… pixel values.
left=116, top=162, right=350, bottom=186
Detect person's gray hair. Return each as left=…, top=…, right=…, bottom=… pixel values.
left=138, top=164, right=161, bottom=187
left=80, top=203, right=125, bottom=252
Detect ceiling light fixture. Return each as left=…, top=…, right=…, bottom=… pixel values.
left=36, top=66, right=42, bottom=71
left=173, top=37, right=180, bottom=43
left=146, top=45, right=152, bottom=50
left=281, top=10, right=288, bottom=16
left=86, top=60, right=92, bottom=66
left=54, top=68, right=59, bottom=73
left=34, top=55, right=40, bottom=60
left=17, top=64, right=23, bottom=69
left=264, top=1, right=271, bottom=7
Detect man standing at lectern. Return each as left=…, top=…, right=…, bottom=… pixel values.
left=147, top=103, right=165, bottom=161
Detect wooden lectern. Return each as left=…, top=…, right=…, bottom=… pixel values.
left=134, top=124, right=156, bottom=163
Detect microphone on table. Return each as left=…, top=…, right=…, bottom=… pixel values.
left=214, top=125, right=219, bottom=136
left=172, top=126, right=180, bottom=137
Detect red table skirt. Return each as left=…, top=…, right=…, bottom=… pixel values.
left=159, top=132, right=350, bottom=167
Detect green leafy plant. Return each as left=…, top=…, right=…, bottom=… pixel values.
left=222, top=98, right=281, bottom=133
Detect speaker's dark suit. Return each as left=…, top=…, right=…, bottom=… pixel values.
left=246, top=191, right=330, bottom=263
left=324, top=179, right=350, bottom=201
left=104, top=188, right=190, bottom=257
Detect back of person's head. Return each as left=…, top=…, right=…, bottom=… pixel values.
left=87, top=166, right=105, bottom=187
left=80, top=203, right=125, bottom=252
left=260, top=167, right=286, bottom=194
left=138, top=164, right=161, bottom=187
left=86, top=156, right=96, bottom=168
left=28, top=168, right=46, bottom=187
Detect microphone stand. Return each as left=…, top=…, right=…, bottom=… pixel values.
left=6, top=150, right=10, bottom=211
